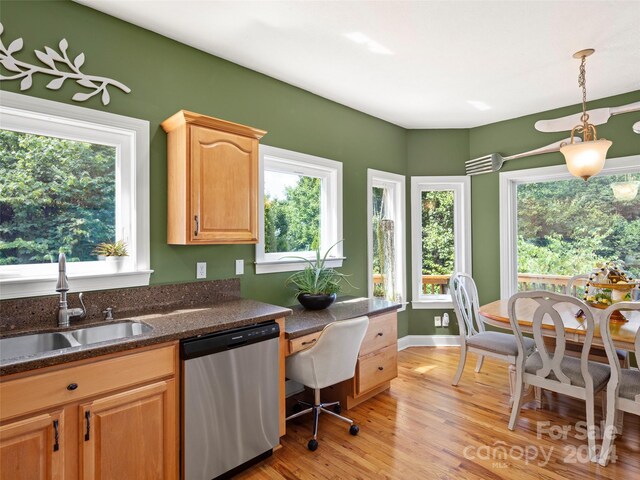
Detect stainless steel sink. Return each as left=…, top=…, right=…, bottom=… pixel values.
left=70, top=321, right=152, bottom=345
left=0, top=332, right=75, bottom=361
left=0, top=321, right=152, bottom=362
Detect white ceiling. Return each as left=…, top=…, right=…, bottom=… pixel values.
left=76, top=1, right=640, bottom=128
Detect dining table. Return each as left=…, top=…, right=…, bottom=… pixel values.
left=478, top=298, right=639, bottom=406
left=479, top=298, right=640, bottom=353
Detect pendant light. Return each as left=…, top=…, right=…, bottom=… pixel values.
left=560, top=49, right=612, bottom=181
left=611, top=175, right=639, bottom=201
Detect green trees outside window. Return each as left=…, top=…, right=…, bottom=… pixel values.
left=264, top=173, right=321, bottom=254
left=0, top=130, right=116, bottom=265
left=517, top=173, right=640, bottom=280
left=421, top=190, right=455, bottom=276
left=372, top=186, right=398, bottom=301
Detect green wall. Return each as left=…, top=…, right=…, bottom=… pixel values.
left=405, top=130, right=469, bottom=335
left=0, top=0, right=409, bottom=333
left=2, top=1, right=639, bottom=339
left=406, top=91, right=640, bottom=335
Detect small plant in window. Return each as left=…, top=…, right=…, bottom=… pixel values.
left=93, top=240, right=128, bottom=257
left=285, top=240, right=355, bottom=310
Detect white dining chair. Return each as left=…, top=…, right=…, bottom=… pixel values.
left=507, top=291, right=610, bottom=462
left=598, top=302, right=640, bottom=467
left=285, top=316, right=369, bottom=451
left=566, top=273, right=590, bottom=297
left=450, top=273, right=536, bottom=404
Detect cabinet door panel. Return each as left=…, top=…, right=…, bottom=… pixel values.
left=190, top=125, right=258, bottom=243
left=0, top=411, right=64, bottom=480
left=79, top=380, right=176, bottom=480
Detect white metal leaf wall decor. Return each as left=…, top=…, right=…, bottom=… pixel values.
left=0, top=23, right=130, bottom=105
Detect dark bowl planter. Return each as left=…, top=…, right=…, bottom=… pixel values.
left=297, top=293, right=337, bottom=310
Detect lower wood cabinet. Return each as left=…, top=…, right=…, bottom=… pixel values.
left=321, top=310, right=398, bottom=410
left=0, top=410, right=64, bottom=480
left=0, top=343, right=178, bottom=480
left=79, top=380, right=176, bottom=480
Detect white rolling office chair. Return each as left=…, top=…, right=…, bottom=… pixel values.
left=286, top=316, right=369, bottom=451
left=508, top=291, right=611, bottom=462
left=598, top=302, right=640, bottom=467
left=450, top=273, right=536, bottom=405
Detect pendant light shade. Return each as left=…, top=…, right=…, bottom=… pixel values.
left=611, top=179, right=640, bottom=201
left=560, top=49, right=611, bottom=181
left=560, top=138, right=611, bottom=180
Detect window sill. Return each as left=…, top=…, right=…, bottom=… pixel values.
left=411, top=300, right=453, bottom=310
left=255, top=257, right=345, bottom=274
left=0, top=270, right=154, bottom=299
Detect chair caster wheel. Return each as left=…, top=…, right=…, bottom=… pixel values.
left=333, top=404, right=342, bottom=414
left=292, top=403, right=302, bottom=414
left=307, top=439, right=318, bottom=451
left=349, top=425, right=359, bottom=436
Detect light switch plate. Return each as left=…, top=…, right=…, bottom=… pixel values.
left=442, top=313, right=450, bottom=327
left=434, top=316, right=442, bottom=327
left=196, top=262, right=206, bottom=279
left=235, top=259, right=244, bottom=275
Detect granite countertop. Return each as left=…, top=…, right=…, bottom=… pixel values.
left=0, top=298, right=292, bottom=376
left=285, top=296, right=401, bottom=339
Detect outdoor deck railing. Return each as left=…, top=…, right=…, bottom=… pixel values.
left=372, top=273, right=585, bottom=296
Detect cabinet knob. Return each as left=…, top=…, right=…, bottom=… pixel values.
left=378, top=366, right=384, bottom=371
left=67, top=383, right=78, bottom=391
left=377, top=332, right=384, bottom=337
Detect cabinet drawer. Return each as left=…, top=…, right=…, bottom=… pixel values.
left=0, top=344, right=176, bottom=421
left=287, top=333, right=320, bottom=356
left=356, top=344, right=397, bottom=395
left=359, top=312, right=397, bottom=357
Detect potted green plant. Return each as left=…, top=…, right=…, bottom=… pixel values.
left=93, top=240, right=128, bottom=272
left=285, top=241, right=354, bottom=310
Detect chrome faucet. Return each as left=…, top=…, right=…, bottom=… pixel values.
left=56, top=253, right=86, bottom=327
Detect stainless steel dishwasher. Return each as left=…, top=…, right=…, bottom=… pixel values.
left=181, top=322, right=280, bottom=480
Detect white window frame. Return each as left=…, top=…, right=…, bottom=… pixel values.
left=367, top=169, right=406, bottom=311
left=411, top=176, right=471, bottom=309
left=256, top=145, right=343, bottom=274
left=499, top=154, right=640, bottom=300
left=0, top=91, right=151, bottom=299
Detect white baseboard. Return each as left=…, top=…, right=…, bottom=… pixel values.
left=398, top=335, right=461, bottom=350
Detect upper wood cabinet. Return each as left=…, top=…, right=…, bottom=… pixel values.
left=161, top=111, right=267, bottom=244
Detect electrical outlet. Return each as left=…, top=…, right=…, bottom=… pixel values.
left=442, top=313, right=450, bottom=327
left=196, top=262, right=206, bottom=279
left=235, top=259, right=244, bottom=275
left=434, top=316, right=442, bottom=327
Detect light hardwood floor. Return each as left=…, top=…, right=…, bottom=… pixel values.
left=238, top=347, right=639, bottom=479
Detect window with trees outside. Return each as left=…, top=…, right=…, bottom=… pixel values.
left=256, top=145, right=342, bottom=274
left=0, top=92, right=150, bottom=299
left=499, top=156, right=639, bottom=299
left=368, top=169, right=406, bottom=309
left=411, top=176, right=471, bottom=308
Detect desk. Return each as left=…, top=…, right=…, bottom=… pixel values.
left=479, top=299, right=640, bottom=352
left=284, top=297, right=400, bottom=409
